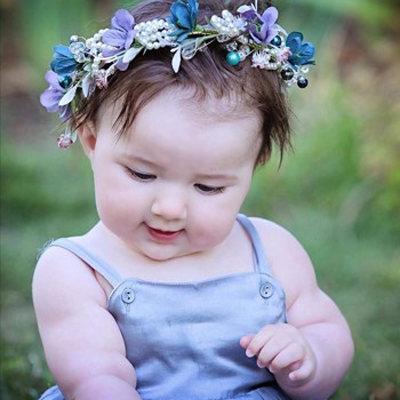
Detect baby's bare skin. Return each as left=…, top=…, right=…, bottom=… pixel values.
left=240, top=218, right=354, bottom=399
left=33, top=90, right=353, bottom=400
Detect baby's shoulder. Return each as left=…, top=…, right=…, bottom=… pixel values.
left=247, top=217, right=318, bottom=305
left=35, top=235, right=88, bottom=274
left=35, top=236, right=88, bottom=274
left=33, top=237, right=107, bottom=311
left=248, top=216, right=304, bottom=253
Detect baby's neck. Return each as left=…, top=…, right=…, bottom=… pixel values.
left=86, top=220, right=228, bottom=265
left=73, top=219, right=254, bottom=284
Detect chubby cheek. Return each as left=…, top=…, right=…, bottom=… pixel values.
left=190, top=184, right=251, bottom=248
left=189, top=206, right=238, bottom=249
left=94, top=186, right=119, bottom=230
left=93, top=175, right=133, bottom=235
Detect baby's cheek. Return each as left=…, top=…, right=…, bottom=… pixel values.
left=95, top=188, right=128, bottom=231
left=190, top=215, right=234, bottom=249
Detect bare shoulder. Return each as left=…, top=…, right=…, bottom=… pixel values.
left=249, top=217, right=347, bottom=327
left=32, top=244, right=136, bottom=396
left=248, top=217, right=316, bottom=279
left=32, top=243, right=107, bottom=313
left=248, top=217, right=318, bottom=307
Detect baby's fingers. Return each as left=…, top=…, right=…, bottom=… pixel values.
left=268, top=342, right=305, bottom=373
left=239, top=333, right=255, bottom=349
left=288, top=359, right=315, bottom=382
left=244, top=326, right=275, bottom=358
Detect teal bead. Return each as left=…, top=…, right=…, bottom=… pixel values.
left=226, top=51, right=241, bottom=66
left=271, top=35, right=282, bottom=47
left=59, top=75, right=72, bottom=89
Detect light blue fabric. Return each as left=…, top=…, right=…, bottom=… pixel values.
left=38, top=214, right=290, bottom=400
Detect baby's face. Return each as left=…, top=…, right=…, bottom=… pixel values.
left=89, top=90, right=261, bottom=260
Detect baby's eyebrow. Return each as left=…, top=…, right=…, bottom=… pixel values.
left=123, top=154, right=159, bottom=168
left=196, top=173, right=237, bottom=182
left=123, top=153, right=237, bottom=181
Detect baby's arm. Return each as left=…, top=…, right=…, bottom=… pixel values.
left=240, top=219, right=354, bottom=400
left=32, top=246, right=142, bottom=400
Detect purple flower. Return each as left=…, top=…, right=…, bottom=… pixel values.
left=40, top=70, right=72, bottom=121
left=237, top=5, right=257, bottom=22
left=248, top=7, right=279, bottom=44
left=102, top=9, right=136, bottom=70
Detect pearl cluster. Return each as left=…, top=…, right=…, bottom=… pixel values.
left=210, top=10, right=246, bottom=39
left=70, top=29, right=115, bottom=63
left=69, top=38, right=88, bottom=64
left=225, top=41, right=252, bottom=62
left=133, top=19, right=176, bottom=50
left=225, top=36, right=251, bottom=62
left=69, top=31, right=119, bottom=92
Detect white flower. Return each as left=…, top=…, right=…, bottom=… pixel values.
left=251, top=51, right=270, bottom=68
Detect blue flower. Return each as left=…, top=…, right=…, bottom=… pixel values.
left=102, top=9, right=137, bottom=71
left=169, top=0, right=199, bottom=42
left=50, top=45, right=78, bottom=76
left=286, top=32, right=315, bottom=69
left=248, top=7, right=279, bottom=44
left=40, top=70, right=72, bottom=121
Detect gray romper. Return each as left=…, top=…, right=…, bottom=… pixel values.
left=38, top=214, right=290, bottom=400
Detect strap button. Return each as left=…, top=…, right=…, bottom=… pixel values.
left=260, top=282, right=274, bottom=299
left=121, top=288, right=136, bottom=304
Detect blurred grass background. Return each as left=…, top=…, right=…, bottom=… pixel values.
left=1, top=0, right=399, bottom=399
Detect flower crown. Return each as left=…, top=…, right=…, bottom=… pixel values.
left=40, top=0, right=315, bottom=148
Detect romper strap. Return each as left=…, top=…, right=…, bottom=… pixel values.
left=45, top=238, right=123, bottom=288
left=237, top=214, right=272, bottom=275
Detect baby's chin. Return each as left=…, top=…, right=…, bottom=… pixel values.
left=137, top=241, right=220, bottom=263
left=139, top=247, right=201, bottom=262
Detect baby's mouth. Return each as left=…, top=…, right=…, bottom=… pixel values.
left=146, top=225, right=184, bottom=241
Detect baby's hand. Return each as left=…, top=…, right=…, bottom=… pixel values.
left=240, top=324, right=316, bottom=383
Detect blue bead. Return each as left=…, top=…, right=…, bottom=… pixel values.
left=280, top=67, right=294, bottom=81
left=271, top=35, right=282, bottom=47
left=297, top=76, right=309, bottom=88
left=59, top=75, right=72, bottom=89
left=226, top=51, right=241, bottom=66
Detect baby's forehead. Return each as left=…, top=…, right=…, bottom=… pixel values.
left=102, top=87, right=260, bottom=131
left=178, top=94, right=257, bottom=124
left=96, top=87, right=263, bottom=167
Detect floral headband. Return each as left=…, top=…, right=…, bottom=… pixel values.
left=40, top=0, right=315, bottom=148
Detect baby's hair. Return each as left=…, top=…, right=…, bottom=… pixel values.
left=70, top=0, right=291, bottom=166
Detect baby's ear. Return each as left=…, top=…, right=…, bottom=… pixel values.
left=77, top=121, right=97, bottom=161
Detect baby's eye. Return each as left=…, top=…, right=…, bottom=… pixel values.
left=126, top=168, right=156, bottom=181
left=195, top=183, right=226, bottom=194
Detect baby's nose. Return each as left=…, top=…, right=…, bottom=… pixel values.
left=151, top=191, right=187, bottom=221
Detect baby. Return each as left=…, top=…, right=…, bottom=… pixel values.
left=34, top=0, right=354, bottom=399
